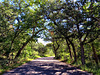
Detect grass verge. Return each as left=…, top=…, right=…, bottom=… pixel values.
left=0, top=58, right=37, bottom=75
left=60, top=58, right=100, bottom=75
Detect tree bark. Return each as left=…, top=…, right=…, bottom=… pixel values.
left=80, top=42, right=85, bottom=65
left=14, top=28, right=44, bottom=59
left=91, top=43, right=99, bottom=65
left=49, top=29, right=60, bottom=58
left=77, top=24, right=85, bottom=65
left=52, top=39, right=60, bottom=58
left=67, top=38, right=77, bottom=62
left=15, top=40, right=29, bottom=59
left=66, top=39, right=73, bottom=59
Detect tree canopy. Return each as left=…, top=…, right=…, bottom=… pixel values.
left=0, top=0, right=100, bottom=74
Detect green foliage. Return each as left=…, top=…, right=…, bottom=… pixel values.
left=0, top=41, right=54, bottom=74
left=0, top=0, right=47, bottom=59
left=0, top=0, right=100, bottom=74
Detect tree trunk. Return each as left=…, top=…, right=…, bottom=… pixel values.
left=54, top=49, right=57, bottom=58
left=15, top=39, right=30, bottom=59
left=91, top=43, right=99, bottom=65
left=52, top=39, right=60, bottom=58
left=66, top=39, right=73, bottom=59
left=53, top=44, right=58, bottom=58
left=76, top=24, right=85, bottom=65
left=15, top=28, right=44, bottom=59
left=80, top=42, right=85, bottom=65
left=67, top=38, right=77, bottom=62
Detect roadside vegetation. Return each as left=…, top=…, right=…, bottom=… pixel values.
left=0, top=0, right=100, bottom=75
left=0, top=42, right=54, bottom=75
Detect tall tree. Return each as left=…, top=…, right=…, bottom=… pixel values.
left=0, top=0, right=47, bottom=59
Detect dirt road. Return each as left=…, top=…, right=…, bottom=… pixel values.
left=3, top=57, right=93, bottom=75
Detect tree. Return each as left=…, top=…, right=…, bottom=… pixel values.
left=0, top=0, right=47, bottom=59
left=43, top=0, right=100, bottom=65
left=43, top=0, right=77, bottom=62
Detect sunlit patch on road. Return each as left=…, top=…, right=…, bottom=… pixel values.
left=3, top=57, right=93, bottom=75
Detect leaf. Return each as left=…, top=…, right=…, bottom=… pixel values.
left=83, top=2, right=91, bottom=10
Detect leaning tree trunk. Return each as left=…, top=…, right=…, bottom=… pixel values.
left=66, top=39, right=73, bottom=59
left=15, top=28, right=44, bottom=59
left=91, top=43, right=99, bottom=65
left=67, top=38, right=77, bottom=63
left=15, top=36, right=32, bottom=59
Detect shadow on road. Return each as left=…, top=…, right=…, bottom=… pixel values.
left=3, top=57, right=92, bottom=75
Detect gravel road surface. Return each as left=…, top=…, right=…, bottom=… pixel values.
left=3, top=57, right=93, bottom=75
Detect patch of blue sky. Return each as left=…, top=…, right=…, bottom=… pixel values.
left=0, top=0, right=4, bottom=2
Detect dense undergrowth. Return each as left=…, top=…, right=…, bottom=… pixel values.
left=0, top=56, right=38, bottom=75
left=0, top=55, right=53, bottom=75
left=0, top=0, right=100, bottom=75
left=0, top=42, right=54, bottom=75
left=52, top=38, right=100, bottom=75
left=59, top=57, right=100, bottom=75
